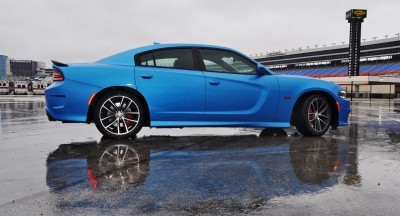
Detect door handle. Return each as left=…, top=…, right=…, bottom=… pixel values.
left=141, top=74, right=153, bottom=79
left=208, top=80, right=220, bottom=85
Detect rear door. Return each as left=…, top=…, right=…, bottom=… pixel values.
left=135, top=48, right=206, bottom=122
left=198, top=48, right=279, bottom=122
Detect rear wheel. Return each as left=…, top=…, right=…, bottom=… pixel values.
left=295, top=94, right=332, bottom=136
left=94, top=91, right=144, bottom=139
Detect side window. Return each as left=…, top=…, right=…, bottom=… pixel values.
left=138, top=49, right=195, bottom=70
left=199, top=49, right=257, bottom=74
left=139, top=53, right=154, bottom=66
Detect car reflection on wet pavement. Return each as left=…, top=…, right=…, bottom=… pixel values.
left=1, top=96, right=400, bottom=215
left=45, top=136, right=353, bottom=212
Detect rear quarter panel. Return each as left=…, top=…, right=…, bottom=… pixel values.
left=62, top=63, right=135, bottom=89
left=46, top=63, right=135, bottom=122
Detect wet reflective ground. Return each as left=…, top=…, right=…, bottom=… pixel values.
left=1, top=96, right=400, bottom=215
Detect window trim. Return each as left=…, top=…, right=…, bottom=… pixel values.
left=134, top=47, right=200, bottom=71
left=195, top=47, right=259, bottom=75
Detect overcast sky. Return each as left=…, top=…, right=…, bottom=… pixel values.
left=1, top=0, right=400, bottom=67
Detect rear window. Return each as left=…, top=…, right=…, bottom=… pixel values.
left=139, top=53, right=154, bottom=66
left=138, top=49, right=195, bottom=70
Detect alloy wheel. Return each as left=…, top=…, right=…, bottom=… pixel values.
left=99, top=96, right=141, bottom=136
left=307, top=98, right=330, bottom=132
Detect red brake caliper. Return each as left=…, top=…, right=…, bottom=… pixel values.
left=308, top=107, right=313, bottom=120
left=125, top=115, right=135, bottom=126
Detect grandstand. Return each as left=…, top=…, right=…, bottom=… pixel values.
left=253, top=36, right=400, bottom=98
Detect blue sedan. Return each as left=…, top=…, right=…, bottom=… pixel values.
left=45, top=44, right=350, bottom=139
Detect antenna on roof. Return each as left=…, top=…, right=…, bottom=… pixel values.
left=153, top=42, right=161, bottom=45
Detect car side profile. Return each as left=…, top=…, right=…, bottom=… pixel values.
left=45, top=43, right=351, bottom=139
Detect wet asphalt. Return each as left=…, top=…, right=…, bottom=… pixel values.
left=0, top=95, right=400, bottom=215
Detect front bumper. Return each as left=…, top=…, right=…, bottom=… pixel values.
left=338, top=98, right=351, bottom=126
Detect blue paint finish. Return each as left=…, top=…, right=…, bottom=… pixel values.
left=135, top=66, right=206, bottom=121
left=203, top=72, right=279, bottom=122
left=61, top=63, right=135, bottom=89
left=274, top=75, right=350, bottom=125
left=46, top=78, right=102, bottom=122
left=338, top=98, right=351, bottom=126
left=150, top=121, right=290, bottom=128
left=45, top=43, right=350, bottom=130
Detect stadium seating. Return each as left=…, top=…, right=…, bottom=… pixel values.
left=274, top=61, right=400, bottom=78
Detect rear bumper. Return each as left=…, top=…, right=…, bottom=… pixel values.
left=45, top=79, right=101, bottom=123
left=46, top=109, right=56, bottom=121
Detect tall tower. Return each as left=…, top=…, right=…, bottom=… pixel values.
left=346, top=9, right=367, bottom=76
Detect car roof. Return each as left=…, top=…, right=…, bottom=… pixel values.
left=96, top=43, right=256, bottom=66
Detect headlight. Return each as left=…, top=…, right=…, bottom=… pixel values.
left=339, top=90, right=346, bottom=99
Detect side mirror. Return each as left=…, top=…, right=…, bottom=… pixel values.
left=257, top=65, right=267, bottom=75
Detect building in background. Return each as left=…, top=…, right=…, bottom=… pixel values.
left=0, top=55, right=10, bottom=79
left=10, top=60, right=38, bottom=78
left=36, top=61, right=46, bottom=75
left=9, top=60, right=47, bottom=78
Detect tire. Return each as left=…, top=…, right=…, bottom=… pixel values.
left=294, top=94, right=332, bottom=136
left=94, top=91, right=145, bottom=139
left=87, top=139, right=150, bottom=189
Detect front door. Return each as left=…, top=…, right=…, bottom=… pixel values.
left=198, top=48, right=279, bottom=122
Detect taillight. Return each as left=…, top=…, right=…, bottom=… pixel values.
left=53, top=69, right=64, bottom=81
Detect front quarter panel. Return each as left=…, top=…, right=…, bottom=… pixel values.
left=274, top=75, right=349, bottom=125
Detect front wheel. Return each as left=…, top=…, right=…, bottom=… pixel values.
left=294, top=94, right=332, bottom=136
left=94, top=91, right=145, bottom=139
